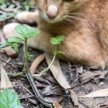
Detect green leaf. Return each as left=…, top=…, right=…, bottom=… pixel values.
left=50, top=35, right=64, bottom=45
left=23, top=1, right=32, bottom=11
left=56, top=36, right=64, bottom=42
left=24, top=52, right=33, bottom=60
left=11, top=43, right=18, bottom=52
left=0, top=13, right=7, bottom=21
left=8, top=36, right=24, bottom=43
left=15, top=24, right=28, bottom=38
left=0, top=41, right=11, bottom=48
left=0, top=89, right=21, bottom=108
left=28, top=54, right=33, bottom=60
left=27, top=29, right=40, bottom=39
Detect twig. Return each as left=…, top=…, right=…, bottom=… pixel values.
left=22, top=86, right=33, bottom=95
left=19, top=95, right=35, bottom=100
left=78, top=100, right=90, bottom=108
left=0, top=58, right=15, bottom=69
left=0, top=85, right=19, bottom=90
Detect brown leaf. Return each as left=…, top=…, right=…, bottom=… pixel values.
left=80, top=89, right=108, bottom=97
left=44, top=52, right=78, bottom=107
left=53, top=102, right=62, bottom=108
left=41, top=85, right=62, bottom=96
left=30, top=54, right=45, bottom=74
left=81, top=71, right=100, bottom=81
left=28, top=98, right=38, bottom=105
left=95, top=101, right=108, bottom=108
left=44, top=96, right=63, bottom=103
left=1, top=60, right=13, bottom=89
left=70, top=90, right=78, bottom=107
left=45, top=53, right=70, bottom=89
left=2, top=46, right=17, bottom=58
left=0, top=29, right=17, bottom=58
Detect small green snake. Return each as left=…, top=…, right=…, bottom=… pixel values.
left=26, top=71, right=54, bottom=108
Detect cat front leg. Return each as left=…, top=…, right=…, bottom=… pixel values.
left=3, top=23, right=55, bottom=54
left=16, top=11, right=39, bottom=24
left=27, top=31, right=55, bottom=54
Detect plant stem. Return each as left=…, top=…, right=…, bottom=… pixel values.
left=8, top=72, right=25, bottom=77
left=23, top=39, right=28, bottom=73
left=33, top=53, right=57, bottom=77
left=25, top=39, right=29, bottom=67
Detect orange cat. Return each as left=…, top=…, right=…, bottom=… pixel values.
left=3, top=0, right=108, bottom=69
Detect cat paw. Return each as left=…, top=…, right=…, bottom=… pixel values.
left=16, top=11, right=38, bottom=24
left=3, top=23, right=21, bottom=39
left=3, top=23, right=36, bottom=39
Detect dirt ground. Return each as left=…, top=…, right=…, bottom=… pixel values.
left=1, top=1, right=108, bottom=108
left=1, top=45, right=108, bottom=108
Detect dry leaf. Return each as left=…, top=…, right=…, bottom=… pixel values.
left=2, top=46, right=17, bottom=58
left=45, top=53, right=70, bottom=89
left=0, top=54, right=24, bottom=108
left=0, top=29, right=17, bottom=58
left=30, top=54, right=45, bottom=74
left=1, top=61, right=13, bottom=89
left=44, top=52, right=78, bottom=106
left=95, top=101, right=108, bottom=108
left=70, top=90, right=79, bottom=106
left=28, top=98, right=38, bottom=105
left=53, top=102, right=62, bottom=108
left=44, top=96, right=63, bottom=103
left=80, top=89, right=108, bottom=97
left=81, top=71, right=100, bottom=81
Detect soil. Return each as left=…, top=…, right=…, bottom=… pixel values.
left=1, top=44, right=108, bottom=108
left=0, top=1, right=108, bottom=108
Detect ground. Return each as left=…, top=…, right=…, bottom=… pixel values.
left=1, top=45, right=108, bottom=108
left=0, top=0, right=108, bottom=108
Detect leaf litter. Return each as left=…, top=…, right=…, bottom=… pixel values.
left=1, top=0, right=108, bottom=108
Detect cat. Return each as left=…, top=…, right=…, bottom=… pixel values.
left=3, top=0, right=108, bottom=69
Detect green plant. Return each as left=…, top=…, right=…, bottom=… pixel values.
left=0, top=89, right=21, bottom=108
left=0, top=24, right=64, bottom=76
left=0, top=24, right=40, bottom=72
left=33, top=35, right=65, bottom=77
left=0, top=0, right=7, bottom=4
left=0, top=25, right=64, bottom=108
left=23, top=1, right=32, bottom=11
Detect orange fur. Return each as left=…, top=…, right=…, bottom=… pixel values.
left=3, top=0, right=108, bottom=69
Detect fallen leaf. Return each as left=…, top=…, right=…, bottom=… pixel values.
left=95, top=101, right=108, bottom=108
left=80, top=89, right=108, bottom=97
left=44, top=52, right=78, bottom=107
left=45, top=53, right=70, bottom=89
left=99, top=70, right=108, bottom=79
left=44, top=96, right=63, bottom=103
left=41, top=85, right=62, bottom=96
left=30, top=54, right=45, bottom=74
left=81, top=71, right=100, bottom=81
left=28, top=98, right=38, bottom=105
left=0, top=29, right=17, bottom=58
left=0, top=54, right=24, bottom=108
left=1, top=59, right=13, bottom=89
left=2, top=46, right=17, bottom=58
left=53, top=102, right=62, bottom=108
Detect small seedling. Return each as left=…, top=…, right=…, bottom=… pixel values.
left=0, top=24, right=64, bottom=76
left=50, top=35, right=65, bottom=55
left=0, top=24, right=40, bottom=72
left=23, top=1, right=32, bottom=11
left=0, top=89, right=21, bottom=108
left=0, top=25, right=64, bottom=108
left=33, top=35, right=65, bottom=77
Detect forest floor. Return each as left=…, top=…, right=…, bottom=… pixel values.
left=0, top=0, right=108, bottom=108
